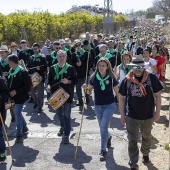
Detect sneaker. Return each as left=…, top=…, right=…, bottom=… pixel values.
left=76, top=101, right=83, bottom=106
left=100, top=150, right=107, bottom=161
left=23, top=127, right=29, bottom=133
left=15, top=136, right=23, bottom=143
left=62, top=136, right=69, bottom=144
left=0, top=153, right=6, bottom=162
left=57, top=127, right=64, bottom=136
left=142, top=155, right=150, bottom=163
left=33, top=104, right=38, bottom=109
left=38, top=108, right=43, bottom=113
left=11, top=117, right=15, bottom=122
left=107, top=136, right=112, bottom=148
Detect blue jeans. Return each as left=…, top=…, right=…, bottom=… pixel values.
left=95, top=103, right=116, bottom=151
left=0, top=125, right=6, bottom=154
left=56, top=103, right=71, bottom=137
left=14, top=104, right=27, bottom=136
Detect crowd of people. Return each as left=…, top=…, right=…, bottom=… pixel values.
left=0, top=24, right=169, bottom=169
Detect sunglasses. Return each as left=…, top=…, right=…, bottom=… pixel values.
left=75, top=44, right=81, bottom=47
left=132, top=66, right=144, bottom=70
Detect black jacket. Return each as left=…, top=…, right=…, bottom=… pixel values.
left=27, top=55, right=47, bottom=83
left=46, top=51, right=58, bottom=67
left=7, top=68, right=30, bottom=104
left=48, top=64, right=78, bottom=103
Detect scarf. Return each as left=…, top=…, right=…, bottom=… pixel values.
left=99, top=53, right=113, bottom=60
left=63, top=47, right=69, bottom=52
left=119, top=49, right=124, bottom=55
left=96, top=72, right=110, bottom=90
left=8, top=65, right=22, bottom=88
left=119, top=63, right=132, bottom=75
left=151, top=53, right=160, bottom=57
left=0, top=58, right=8, bottom=67
left=107, top=49, right=117, bottom=55
left=22, top=48, right=30, bottom=56
left=75, top=48, right=85, bottom=61
left=32, top=54, right=41, bottom=61
left=50, top=51, right=57, bottom=64
left=54, top=63, right=70, bottom=80
left=126, top=69, right=148, bottom=96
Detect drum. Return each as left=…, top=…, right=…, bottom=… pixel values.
left=31, top=72, right=42, bottom=88
left=5, top=101, right=15, bottom=110
left=48, top=87, right=70, bottom=110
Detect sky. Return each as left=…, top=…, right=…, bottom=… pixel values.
left=0, top=0, right=153, bottom=15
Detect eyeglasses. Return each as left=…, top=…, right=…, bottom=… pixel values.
left=132, top=66, right=144, bottom=70
left=75, top=44, right=81, bottom=47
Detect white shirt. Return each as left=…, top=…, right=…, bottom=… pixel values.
left=144, top=58, right=157, bottom=73
left=116, top=65, right=127, bottom=85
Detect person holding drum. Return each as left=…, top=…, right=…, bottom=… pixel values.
left=0, top=68, right=10, bottom=162
left=7, top=55, right=30, bottom=143
left=47, top=50, right=78, bottom=144
left=0, top=45, right=15, bottom=122
left=82, top=58, right=119, bottom=161
left=27, top=43, right=47, bottom=113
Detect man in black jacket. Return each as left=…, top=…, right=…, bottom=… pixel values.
left=48, top=50, right=78, bottom=144
left=8, top=55, right=30, bottom=143
left=0, top=69, right=10, bottom=162
left=27, top=43, right=47, bottom=113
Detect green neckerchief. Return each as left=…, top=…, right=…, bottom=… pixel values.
left=54, top=62, right=70, bottom=80
left=152, top=53, right=160, bottom=57
left=50, top=51, right=57, bottom=64
left=119, top=63, right=132, bottom=75
left=0, top=58, right=8, bottom=67
left=66, top=45, right=72, bottom=51
left=75, top=48, right=85, bottom=61
left=96, top=72, right=110, bottom=90
left=22, top=48, right=30, bottom=56
left=32, top=53, right=41, bottom=61
left=63, top=47, right=69, bottom=52
left=8, top=65, right=22, bottom=88
left=88, top=43, right=92, bottom=54
left=107, top=49, right=117, bottom=55
left=119, top=49, right=124, bottom=55
left=99, top=53, right=113, bottom=60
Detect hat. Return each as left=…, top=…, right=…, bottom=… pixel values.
left=47, top=44, right=53, bottom=49
left=129, top=35, right=133, bottom=39
left=74, top=39, right=81, bottom=46
left=20, top=40, right=27, bottom=44
left=97, top=33, right=103, bottom=38
left=127, top=55, right=145, bottom=66
left=46, top=39, right=50, bottom=43
left=65, top=38, right=71, bottom=44
left=83, top=40, right=89, bottom=46
left=59, top=39, right=65, bottom=44
left=0, top=45, right=8, bottom=52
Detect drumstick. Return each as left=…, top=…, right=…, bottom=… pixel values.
left=28, top=65, right=44, bottom=70
left=49, top=76, right=70, bottom=88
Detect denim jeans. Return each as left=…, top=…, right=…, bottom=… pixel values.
left=76, top=78, right=89, bottom=102
left=0, top=125, right=6, bottom=154
left=56, top=102, right=71, bottom=137
left=14, top=104, right=27, bottom=136
left=95, top=102, right=116, bottom=151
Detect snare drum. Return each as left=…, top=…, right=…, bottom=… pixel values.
left=5, top=101, right=15, bottom=110
left=31, top=72, right=42, bottom=88
left=48, top=87, right=70, bottom=110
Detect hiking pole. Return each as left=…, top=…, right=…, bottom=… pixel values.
left=0, top=112, right=14, bottom=162
left=74, top=47, right=91, bottom=159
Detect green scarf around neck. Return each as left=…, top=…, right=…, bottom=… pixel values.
left=99, top=53, right=113, bottom=60
left=8, top=65, right=22, bottom=88
left=32, top=53, right=41, bottom=61
left=0, top=58, right=8, bottom=67
left=152, top=53, right=160, bottom=57
left=75, top=48, right=85, bottom=61
left=119, top=63, right=132, bottom=75
left=50, top=51, right=57, bottom=64
left=63, top=47, right=69, bottom=52
left=54, top=63, right=70, bottom=80
left=22, top=48, right=29, bottom=56
left=107, top=49, right=117, bottom=55
left=96, top=72, right=110, bottom=90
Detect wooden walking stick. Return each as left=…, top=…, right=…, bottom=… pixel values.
left=74, top=44, right=91, bottom=159
left=0, top=112, right=14, bottom=161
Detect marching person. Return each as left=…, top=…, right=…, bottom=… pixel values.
left=71, top=40, right=90, bottom=106
left=9, top=42, right=20, bottom=56
left=82, top=58, right=119, bottom=161
left=0, top=45, right=15, bottom=122
left=47, top=50, right=78, bottom=144
left=41, top=39, right=51, bottom=57
left=0, top=68, right=10, bottom=162
left=119, top=55, right=163, bottom=170
left=7, top=55, right=30, bottom=143
left=27, top=43, right=47, bottom=113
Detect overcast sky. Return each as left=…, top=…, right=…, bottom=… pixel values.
left=0, top=0, right=153, bottom=15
